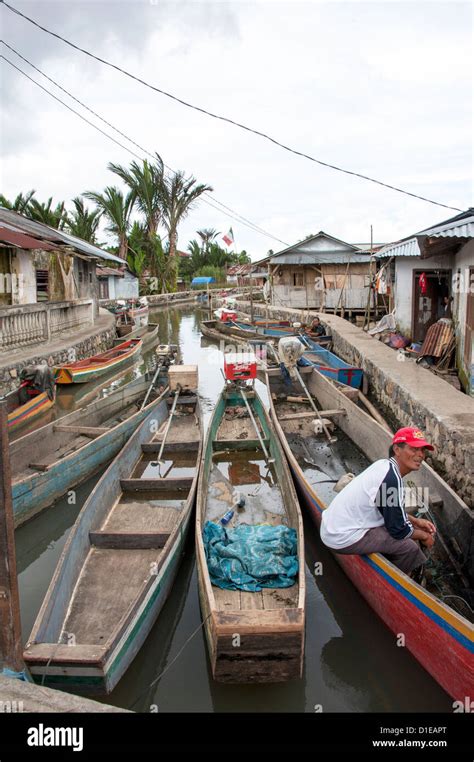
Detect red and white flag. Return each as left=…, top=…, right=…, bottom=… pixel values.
left=222, top=227, right=234, bottom=247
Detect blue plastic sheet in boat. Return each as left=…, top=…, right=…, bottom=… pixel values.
left=203, top=522, right=298, bottom=592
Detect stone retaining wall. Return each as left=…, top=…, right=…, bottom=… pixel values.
left=223, top=300, right=474, bottom=507
left=0, top=320, right=116, bottom=397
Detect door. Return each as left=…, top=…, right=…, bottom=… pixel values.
left=412, top=270, right=451, bottom=342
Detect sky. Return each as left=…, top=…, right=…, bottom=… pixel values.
left=1, top=0, right=472, bottom=260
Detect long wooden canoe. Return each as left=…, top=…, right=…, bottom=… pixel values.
left=53, top=338, right=142, bottom=384
left=24, top=385, right=202, bottom=693
left=10, top=369, right=171, bottom=528
left=196, top=384, right=305, bottom=683
left=113, top=322, right=159, bottom=346
left=266, top=365, right=473, bottom=700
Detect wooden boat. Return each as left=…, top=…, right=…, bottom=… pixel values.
left=299, top=341, right=363, bottom=389
left=10, top=366, right=172, bottom=528
left=266, top=364, right=473, bottom=700
left=234, top=319, right=332, bottom=345
left=113, top=322, right=159, bottom=347
left=196, top=382, right=305, bottom=683
left=24, top=383, right=202, bottom=693
left=53, top=338, right=142, bottom=384
left=5, top=366, right=56, bottom=433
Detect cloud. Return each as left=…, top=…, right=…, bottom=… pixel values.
left=1, top=0, right=471, bottom=258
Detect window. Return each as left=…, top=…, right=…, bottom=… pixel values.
left=35, top=269, right=48, bottom=301
left=293, top=271, right=304, bottom=287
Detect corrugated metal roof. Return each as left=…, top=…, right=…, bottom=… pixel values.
left=376, top=238, right=420, bottom=259
left=417, top=216, right=474, bottom=238
left=0, top=226, right=55, bottom=250
left=0, top=207, right=124, bottom=264
left=270, top=252, right=372, bottom=265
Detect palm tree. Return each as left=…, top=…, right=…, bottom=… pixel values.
left=84, top=186, right=134, bottom=259
left=27, top=197, right=67, bottom=229
left=196, top=228, right=220, bottom=254
left=108, top=153, right=164, bottom=240
left=0, top=189, right=36, bottom=214
left=162, top=171, right=212, bottom=289
left=66, top=197, right=102, bottom=243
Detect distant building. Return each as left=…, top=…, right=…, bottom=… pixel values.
left=96, top=266, right=139, bottom=300
left=268, top=231, right=384, bottom=313
left=226, top=262, right=268, bottom=288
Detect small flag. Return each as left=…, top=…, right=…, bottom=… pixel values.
left=222, top=227, right=234, bottom=247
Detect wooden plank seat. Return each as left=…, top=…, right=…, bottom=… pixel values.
left=212, top=438, right=270, bottom=452
left=89, top=530, right=170, bottom=549
left=166, top=395, right=198, bottom=405
left=141, top=440, right=200, bottom=453
left=120, top=477, right=194, bottom=492
left=277, top=409, right=347, bottom=421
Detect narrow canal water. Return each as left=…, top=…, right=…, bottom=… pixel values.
left=15, top=306, right=453, bottom=712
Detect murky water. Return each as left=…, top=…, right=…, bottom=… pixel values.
left=15, top=305, right=452, bottom=712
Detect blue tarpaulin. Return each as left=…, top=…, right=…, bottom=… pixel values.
left=191, top=276, right=216, bottom=285
left=203, top=522, right=298, bottom=592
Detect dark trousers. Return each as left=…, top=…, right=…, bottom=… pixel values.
left=333, top=526, right=426, bottom=574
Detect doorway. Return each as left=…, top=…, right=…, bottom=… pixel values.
left=412, top=269, right=451, bottom=342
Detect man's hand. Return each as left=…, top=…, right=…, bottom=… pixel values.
left=412, top=516, right=436, bottom=535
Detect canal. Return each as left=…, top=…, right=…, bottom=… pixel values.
left=15, top=305, right=453, bottom=712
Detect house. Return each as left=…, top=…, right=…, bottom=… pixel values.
left=267, top=231, right=384, bottom=313
left=226, top=262, right=268, bottom=289
left=376, top=208, right=474, bottom=394
left=96, top=266, right=139, bottom=300
left=0, top=207, right=123, bottom=352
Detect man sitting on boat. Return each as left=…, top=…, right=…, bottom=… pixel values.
left=308, top=317, right=326, bottom=338
left=319, top=427, right=436, bottom=577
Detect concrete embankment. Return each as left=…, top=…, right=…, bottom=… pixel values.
left=0, top=309, right=116, bottom=397
left=226, top=300, right=474, bottom=508
left=0, top=675, right=130, bottom=712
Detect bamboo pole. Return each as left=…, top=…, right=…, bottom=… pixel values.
left=0, top=402, right=25, bottom=675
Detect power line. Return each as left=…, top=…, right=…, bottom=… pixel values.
left=0, top=51, right=288, bottom=246
left=1, top=0, right=462, bottom=213
left=0, top=40, right=286, bottom=245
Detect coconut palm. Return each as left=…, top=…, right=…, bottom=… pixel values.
left=27, top=197, right=67, bottom=229
left=108, top=154, right=165, bottom=240
left=0, top=189, right=36, bottom=214
left=84, top=186, right=134, bottom=259
left=66, top=197, right=102, bottom=243
left=162, top=171, right=212, bottom=289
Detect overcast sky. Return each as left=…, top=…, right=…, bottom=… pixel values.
left=1, top=0, right=472, bottom=259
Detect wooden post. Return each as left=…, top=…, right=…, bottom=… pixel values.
left=0, top=401, right=25, bottom=674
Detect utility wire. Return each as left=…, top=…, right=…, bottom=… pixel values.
left=1, top=49, right=288, bottom=245
left=0, top=41, right=286, bottom=245
left=1, top=0, right=462, bottom=213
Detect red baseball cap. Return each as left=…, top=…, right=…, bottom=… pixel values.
left=392, top=427, right=434, bottom=451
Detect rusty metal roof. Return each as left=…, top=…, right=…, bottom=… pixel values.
left=0, top=207, right=124, bottom=264
left=0, top=226, right=55, bottom=250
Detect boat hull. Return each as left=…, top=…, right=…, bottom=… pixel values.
left=196, top=387, right=305, bottom=683
left=268, top=369, right=473, bottom=700
left=11, top=374, right=169, bottom=528
left=53, top=339, right=142, bottom=384
left=7, top=391, right=55, bottom=433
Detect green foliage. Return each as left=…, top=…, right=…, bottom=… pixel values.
left=27, top=197, right=67, bottom=229
left=66, top=197, right=102, bottom=242
left=195, top=265, right=225, bottom=282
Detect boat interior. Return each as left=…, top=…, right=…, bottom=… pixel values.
left=34, top=392, right=200, bottom=649
left=269, top=372, right=474, bottom=622
left=203, top=389, right=300, bottom=613
left=10, top=380, right=164, bottom=482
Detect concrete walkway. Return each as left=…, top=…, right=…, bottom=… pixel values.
left=228, top=300, right=474, bottom=507
left=0, top=675, right=130, bottom=712
left=0, top=309, right=116, bottom=396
